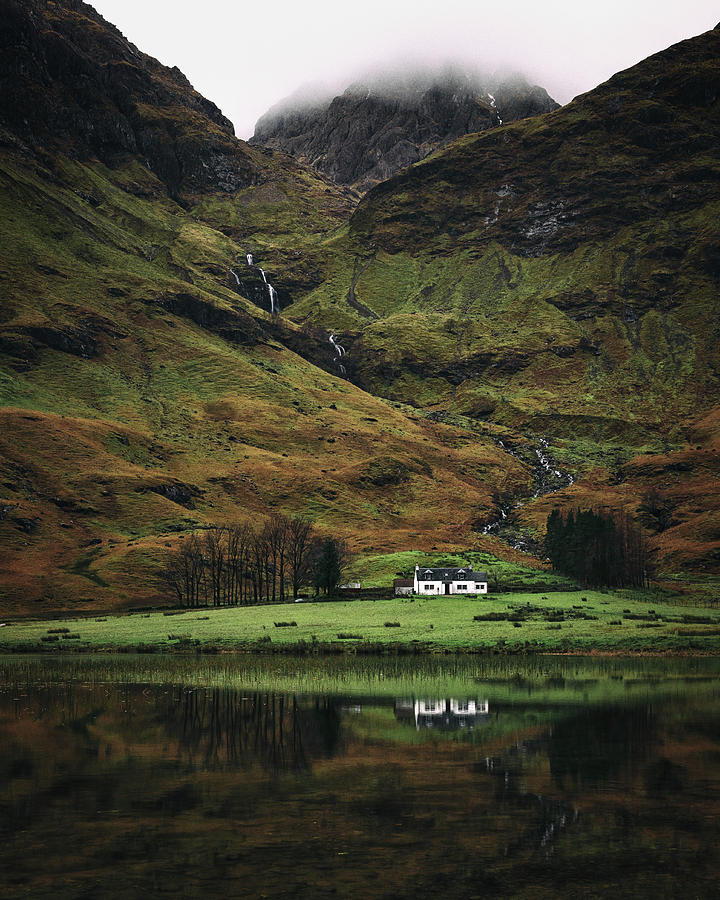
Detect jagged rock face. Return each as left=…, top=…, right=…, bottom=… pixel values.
left=0, top=0, right=259, bottom=198
left=250, top=69, right=559, bottom=192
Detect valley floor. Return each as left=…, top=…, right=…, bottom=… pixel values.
left=2, top=590, right=720, bottom=655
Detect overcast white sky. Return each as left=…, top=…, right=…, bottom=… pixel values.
left=90, top=0, right=718, bottom=139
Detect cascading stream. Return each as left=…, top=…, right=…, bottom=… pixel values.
left=482, top=438, right=574, bottom=544
left=243, top=254, right=279, bottom=315
left=329, top=333, right=347, bottom=375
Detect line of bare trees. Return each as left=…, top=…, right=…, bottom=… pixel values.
left=159, top=514, right=348, bottom=607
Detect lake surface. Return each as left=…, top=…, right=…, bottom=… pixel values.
left=1, top=654, right=719, bottom=898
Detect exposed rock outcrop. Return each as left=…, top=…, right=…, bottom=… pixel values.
left=251, top=68, right=559, bottom=192
left=0, top=0, right=260, bottom=198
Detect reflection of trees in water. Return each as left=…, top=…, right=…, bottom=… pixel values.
left=479, top=703, right=657, bottom=856
left=163, top=689, right=343, bottom=772
left=482, top=742, right=579, bottom=856
left=547, top=704, right=655, bottom=788
left=1, top=684, right=344, bottom=777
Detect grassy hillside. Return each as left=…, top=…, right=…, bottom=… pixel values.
left=0, top=133, right=540, bottom=613
left=285, top=27, right=720, bottom=575
left=0, top=2, right=542, bottom=614
left=1, top=5, right=718, bottom=615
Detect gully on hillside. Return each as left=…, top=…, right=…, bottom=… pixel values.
left=483, top=438, right=575, bottom=551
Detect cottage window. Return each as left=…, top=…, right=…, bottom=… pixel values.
left=423, top=584, right=433, bottom=591
left=456, top=584, right=467, bottom=590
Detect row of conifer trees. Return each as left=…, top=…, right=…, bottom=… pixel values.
left=160, top=515, right=348, bottom=607
left=545, top=507, right=650, bottom=587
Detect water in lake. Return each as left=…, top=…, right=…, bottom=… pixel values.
left=1, top=654, right=719, bottom=898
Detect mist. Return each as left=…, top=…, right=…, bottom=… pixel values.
left=90, top=0, right=719, bottom=139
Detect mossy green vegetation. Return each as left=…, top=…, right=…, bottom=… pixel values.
left=2, top=9, right=719, bottom=616
left=283, top=27, right=720, bottom=578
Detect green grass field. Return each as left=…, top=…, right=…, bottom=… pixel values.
left=3, top=589, right=719, bottom=654
left=345, top=550, right=574, bottom=590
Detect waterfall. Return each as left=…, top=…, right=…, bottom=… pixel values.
left=230, top=269, right=240, bottom=286
left=487, top=93, right=503, bottom=125
left=244, top=255, right=279, bottom=316
left=329, top=333, right=345, bottom=357
left=532, top=438, right=574, bottom=497
left=268, top=283, right=279, bottom=315
left=329, top=333, right=347, bottom=375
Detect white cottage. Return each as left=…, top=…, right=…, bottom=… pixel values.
left=413, top=564, right=488, bottom=595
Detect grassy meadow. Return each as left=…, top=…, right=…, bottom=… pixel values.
left=2, top=588, right=720, bottom=655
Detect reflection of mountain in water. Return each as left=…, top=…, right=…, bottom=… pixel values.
left=394, top=698, right=489, bottom=731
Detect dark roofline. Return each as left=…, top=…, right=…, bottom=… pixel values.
left=415, top=567, right=488, bottom=582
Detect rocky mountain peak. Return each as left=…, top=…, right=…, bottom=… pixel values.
left=250, top=65, right=559, bottom=192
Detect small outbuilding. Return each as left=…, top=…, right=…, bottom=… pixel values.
left=393, top=578, right=414, bottom=596
left=413, top=564, right=488, bottom=595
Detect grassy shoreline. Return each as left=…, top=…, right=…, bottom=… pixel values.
left=2, top=589, right=720, bottom=655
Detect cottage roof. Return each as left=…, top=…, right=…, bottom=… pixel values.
left=393, top=579, right=414, bottom=587
left=415, top=567, right=488, bottom=583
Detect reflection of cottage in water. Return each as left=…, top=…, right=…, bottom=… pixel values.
left=394, top=698, right=489, bottom=731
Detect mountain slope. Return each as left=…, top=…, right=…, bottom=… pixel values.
left=0, top=1, right=530, bottom=612
left=251, top=68, right=558, bottom=193
left=287, top=26, right=720, bottom=573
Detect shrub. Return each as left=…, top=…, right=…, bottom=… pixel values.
left=47, top=628, right=69, bottom=634
left=274, top=621, right=297, bottom=627
left=384, top=622, right=401, bottom=627
left=337, top=633, right=363, bottom=639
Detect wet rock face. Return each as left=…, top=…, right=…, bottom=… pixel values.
left=251, top=70, right=558, bottom=192
left=0, top=0, right=258, bottom=197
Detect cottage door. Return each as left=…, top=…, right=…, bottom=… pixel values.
left=444, top=583, right=450, bottom=595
